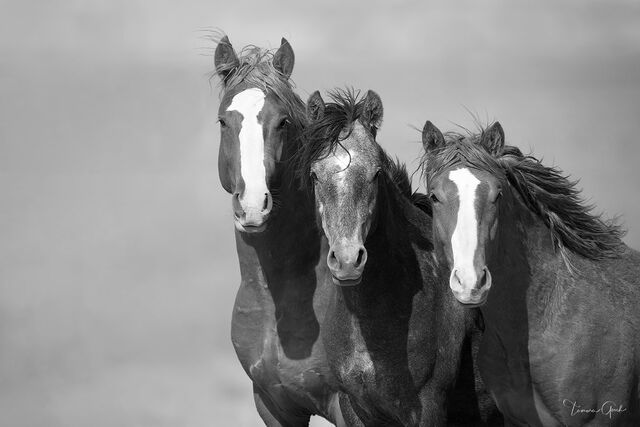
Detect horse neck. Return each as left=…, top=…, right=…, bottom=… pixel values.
left=481, top=191, right=563, bottom=345
left=273, top=130, right=316, bottom=234
left=335, top=178, right=437, bottom=341
left=512, top=195, right=571, bottom=323
left=271, top=171, right=316, bottom=238
left=236, top=131, right=321, bottom=283
left=358, top=178, right=426, bottom=293
left=368, top=179, right=410, bottom=255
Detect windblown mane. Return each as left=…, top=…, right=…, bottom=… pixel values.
left=421, top=126, right=624, bottom=261
left=296, top=88, right=364, bottom=183
left=297, top=89, right=429, bottom=212
left=388, top=158, right=432, bottom=215
left=210, top=38, right=307, bottom=140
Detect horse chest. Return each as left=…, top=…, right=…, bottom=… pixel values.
left=231, top=275, right=331, bottom=409
left=330, top=314, right=430, bottom=421
left=336, top=341, right=424, bottom=425
left=248, top=343, right=327, bottom=393
left=330, top=288, right=436, bottom=385
left=329, top=315, right=377, bottom=388
left=337, top=344, right=376, bottom=388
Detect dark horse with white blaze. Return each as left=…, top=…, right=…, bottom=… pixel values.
left=214, top=36, right=343, bottom=425
left=297, top=89, right=501, bottom=426
left=420, top=120, right=640, bottom=426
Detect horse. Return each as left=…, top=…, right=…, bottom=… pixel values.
left=297, top=89, right=502, bottom=426
left=213, top=35, right=343, bottom=426
left=420, top=120, right=640, bottom=426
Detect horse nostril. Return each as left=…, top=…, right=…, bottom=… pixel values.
left=262, top=192, right=272, bottom=213
left=354, top=248, right=367, bottom=268
left=480, top=267, right=492, bottom=289
left=327, top=250, right=340, bottom=270
left=232, top=193, right=243, bottom=217
left=452, top=269, right=461, bottom=283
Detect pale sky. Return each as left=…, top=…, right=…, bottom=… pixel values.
left=1, top=1, right=639, bottom=425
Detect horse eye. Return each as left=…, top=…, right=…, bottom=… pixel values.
left=218, top=118, right=227, bottom=128
left=310, top=172, right=318, bottom=182
left=495, top=190, right=503, bottom=202
left=429, top=193, right=439, bottom=203
left=277, top=118, right=289, bottom=130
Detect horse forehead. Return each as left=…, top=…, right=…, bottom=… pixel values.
left=321, top=145, right=376, bottom=176
left=447, top=168, right=481, bottom=198
left=313, top=150, right=358, bottom=178
left=339, top=123, right=378, bottom=162
left=451, top=168, right=500, bottom=196
left=225, top=88, right=266, bottom=118
left=312, top=122, right=377, bottom=178
left=340, top=121, right=371, bottom=144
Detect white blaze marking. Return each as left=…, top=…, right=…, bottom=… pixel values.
left=330, top=148, right=353, bottom=199
left=227, top=88, right=267, bottom=210
left=449, top=168, right=480, bottom=291
left=334, top=149, right=352, bottom=170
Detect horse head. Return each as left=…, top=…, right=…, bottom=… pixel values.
left=422, top=121, right=507, bottom=305
left=304, top=89, right=384, bottom=285
left=215, top=36, right=300, bottom=233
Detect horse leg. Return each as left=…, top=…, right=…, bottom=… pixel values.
left=469, top=321, right=504, bottom=426
left=335, top=393, right=366, bottom=427
left=447, top=327, right=503, bottom=426
left=253, top=384, right=311, bottom=427
left=416, top=385, right=447, bottom=426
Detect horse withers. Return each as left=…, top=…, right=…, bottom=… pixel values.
left=298, top=89, right=500, bottom=426
left=213, top=36, right=342, bottom=426
left=420, top=120, right=640, bottom=426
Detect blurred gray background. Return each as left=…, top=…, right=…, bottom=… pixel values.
left=1, top=0, right=639, bottom=426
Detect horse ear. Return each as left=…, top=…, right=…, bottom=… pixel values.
left=273, top=38, right=295, bottom=79
left=307, top=91, right=325, bottom=122
left=362, top=90, right=383, bottom=130
left=481, top=122, right=505, bottom=154
left=422, top=121, right=445, bottom=152
left=214, top=35, right=239, bottom=84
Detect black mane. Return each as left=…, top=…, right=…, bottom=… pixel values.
left=420, top=126, right=625, bottom=260
left=388, top=158, right=432, bottom=215
left=296, top=88, right=364, bottom=184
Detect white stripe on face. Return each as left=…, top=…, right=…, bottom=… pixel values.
left=227, top=88, right=267, bottom=210
left=449, top=168, right=480, bottom=291
left=334, top=149, right=352, bottom=171
left=334, top=150, right=352, bottom=197
left=317, top=148, right=359, bottom=243
left=324, top=148, right=354, bottom=201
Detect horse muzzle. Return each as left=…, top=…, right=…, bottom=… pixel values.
left=232, top=191, right=272, bottom=233
left=450, top=266, right=492, bottom=306
left=327, top=243, right=367, bottom=286
left=234, top=216, right=268, bottom=233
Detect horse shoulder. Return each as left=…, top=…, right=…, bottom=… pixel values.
left=525, top=251, right=640, bottom=423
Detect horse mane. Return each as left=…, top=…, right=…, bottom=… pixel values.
left=422, top=131, right=507, bottom=185
left=500, top=149, right=624, bottom=260
left=210, top=36, right=307, bottom=139
left=421, top=125, right=624, bottom=261
left=297, top=88, right=430, bottom=212
left=387, top=157, right=432, bottom=215
left=296, top=88, right=364, bottom=185
left=388, top=157, right=411, bottom=197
